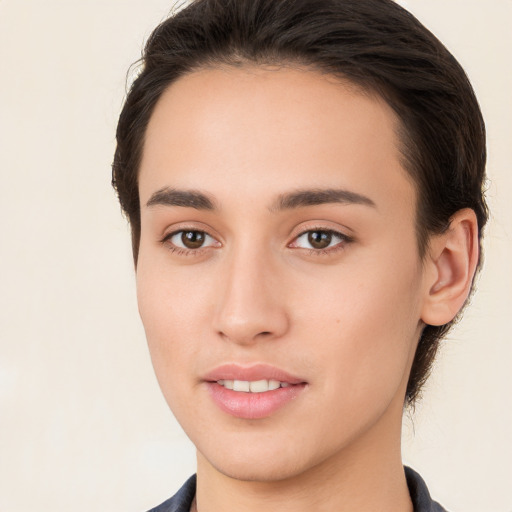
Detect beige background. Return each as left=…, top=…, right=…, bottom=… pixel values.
left=0, top=1, right=510, bottom=510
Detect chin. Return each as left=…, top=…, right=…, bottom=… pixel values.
left=209, top=456, right=309, bottom=483
left=195, top=433, right=330, bottom=484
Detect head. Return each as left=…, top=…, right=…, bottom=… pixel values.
left=113, top=0, right=486, bottom=413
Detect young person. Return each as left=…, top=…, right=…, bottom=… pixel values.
left=112, top=1, right=488, bottom=510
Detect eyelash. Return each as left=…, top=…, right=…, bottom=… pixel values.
left=290, top=227, right=353, bottom=255
left=160, top=227, right=353, bottom=256
left=161, top=228, right=219, bottom=256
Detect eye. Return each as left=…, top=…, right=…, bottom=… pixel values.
left=290, top=229, right=349, bottom=251
left=164, top=230, right=219, bottom=251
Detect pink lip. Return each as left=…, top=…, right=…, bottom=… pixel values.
left=203, top=364, right=307, bottom=420
left=203, top=363, right=305, bottom=384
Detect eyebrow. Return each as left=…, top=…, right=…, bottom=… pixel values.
left=271, top=188, right=376, bottom=211
left=145, top=186, right=376, bottom=212
left=146, top=188, right=216, bottom=210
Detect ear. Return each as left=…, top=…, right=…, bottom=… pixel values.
left=421, top=208, right=480, bottom=326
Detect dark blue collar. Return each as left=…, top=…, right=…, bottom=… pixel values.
left=147, top=467, right=447, bottom=512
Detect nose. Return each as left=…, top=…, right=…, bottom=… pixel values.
left=212, top=246, right=289, bottom=345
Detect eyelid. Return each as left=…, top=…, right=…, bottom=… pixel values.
left=160, top=224, right=222, bottom=254
left=289, top=221, right=354, bottom=241
left=168, top=230, right=217, bottom=248
left=160, top=221, right=220, bottom=241
left=288, top=225, right=354, bottom=252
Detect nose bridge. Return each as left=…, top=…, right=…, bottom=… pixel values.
left=213, top=238, right=288, bottom=344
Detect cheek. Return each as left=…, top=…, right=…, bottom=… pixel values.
left=135, top=253, right=210, bottom=389
left=294, top=252, right=423, bottom=400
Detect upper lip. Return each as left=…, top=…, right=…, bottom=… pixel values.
left=203, top=363, right=305, bottom=384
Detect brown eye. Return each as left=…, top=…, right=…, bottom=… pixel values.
left=290, top=228, right=349, bottom=252
left=181, top=230, right=206, bottom=249
left=166, top=230, right=219, bottom=251
left=307, top=231, right=332, bottom=249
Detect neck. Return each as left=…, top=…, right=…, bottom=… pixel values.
left=194, top=397, right=413, bottom=512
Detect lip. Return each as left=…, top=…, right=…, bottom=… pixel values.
left=203, top=363, right=307, bottom=420
left=203, top=363, right=305, bottom=384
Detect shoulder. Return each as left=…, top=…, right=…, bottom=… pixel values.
left=405, top=466, right=449, bottom=512
left=146, top=475, right=196, bottom=512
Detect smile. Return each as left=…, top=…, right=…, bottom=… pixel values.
left=216, top=379, right=291, bottom=393
left=204, top=364, right=307, bottom=419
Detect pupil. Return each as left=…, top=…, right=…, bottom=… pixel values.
left=308, top=231, right=331, bottom=249
left=182, top=231, right=205, bottom=249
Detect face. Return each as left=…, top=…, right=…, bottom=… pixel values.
left=136, top=66, right=429, bottom=482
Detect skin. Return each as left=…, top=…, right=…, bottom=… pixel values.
left=136, top=66, right=478, bottom=512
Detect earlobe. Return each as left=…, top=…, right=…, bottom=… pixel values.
left=421, top=209, right=479, bottom=326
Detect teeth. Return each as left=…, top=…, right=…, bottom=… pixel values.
left=249, top=379, right=269, bottom=392
left=233, top=380, right=250, bottom=392
left=268, top=380, right=281, bottom=391
left=217, top=379, right=290, bottom=393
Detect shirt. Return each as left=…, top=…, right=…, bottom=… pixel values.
left=147, top=466, right=447, bottom=512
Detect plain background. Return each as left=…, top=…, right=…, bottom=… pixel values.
left=0, top=1, right=510, bottom=511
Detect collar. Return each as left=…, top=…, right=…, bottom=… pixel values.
left=147, top=467, right=447, bottom=512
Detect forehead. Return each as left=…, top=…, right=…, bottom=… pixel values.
left=139, top=66, right=415, bottom=214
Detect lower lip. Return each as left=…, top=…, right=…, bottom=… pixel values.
left=205, top=382, right=306, bottom=419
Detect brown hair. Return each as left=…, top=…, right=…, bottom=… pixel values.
left=112, top=0, right=488, bottom=405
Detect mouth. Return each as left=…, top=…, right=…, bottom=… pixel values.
left=203, top=364, right=307, bottom=419
left=215, top=379, right=292, bottom=393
